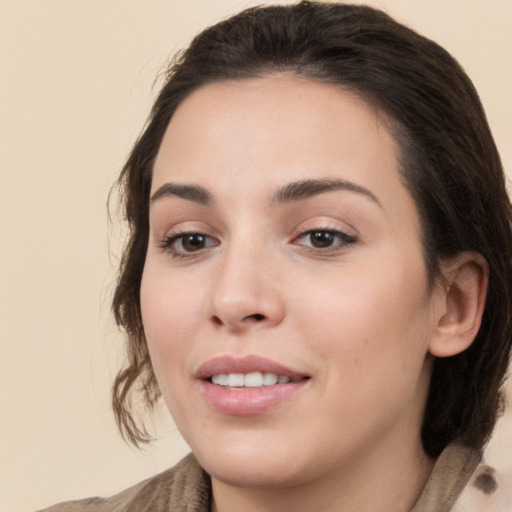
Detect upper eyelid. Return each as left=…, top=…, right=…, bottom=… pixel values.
left=154, top=222, right=220, bottom=242
left=291, top=218, right=357, bottom=238
left=164, top=227, right=356, bottom=247
left=154, top=216, right=358, bottom=242
left=296, top=227, right=353, bottom=237
left=293, top=228, right=357, bottom=244
left=157, top=231, right=219, bottom=258
left=161, top=230, right=217, bottom=244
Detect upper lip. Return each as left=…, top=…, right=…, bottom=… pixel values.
left=196, top=355, right=308, bottom=380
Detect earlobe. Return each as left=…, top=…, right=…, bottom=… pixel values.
left=428, top=253, right=488, bottom=358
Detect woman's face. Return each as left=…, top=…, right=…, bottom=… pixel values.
left=141, top=76, right=442, bottom=487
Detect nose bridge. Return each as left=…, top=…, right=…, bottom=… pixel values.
left=207, top=230, right=284, bottom=331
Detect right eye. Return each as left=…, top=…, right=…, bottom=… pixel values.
left=159, top=232, right=219, bottom=257
left=292, top=228, right=357, bottom=254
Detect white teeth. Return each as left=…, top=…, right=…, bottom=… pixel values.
left=244, top=371, right=263, bottom=387
left=211, top=371, right=293, bottom=387
left=227, top=373, right=245, bottom=387
left=211, top=374, right=229, bottom=386
left=262, top=373, right=278, bottom=386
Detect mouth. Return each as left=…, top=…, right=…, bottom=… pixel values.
left=197, top=355, right=310, bottom=415
left=197, top=354, right=310, bottom=384
left=210, top=371, right=306, bottom=388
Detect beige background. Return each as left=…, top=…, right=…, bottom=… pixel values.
left=1, top=1, right=511, bottom=511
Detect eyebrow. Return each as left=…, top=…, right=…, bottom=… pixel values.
left=150, top=177, right=381, bottom=208
left=150, top=183, right=213, bottom=205
left=270, top=178, right=382, bottom=207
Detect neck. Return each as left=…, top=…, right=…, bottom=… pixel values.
left=210, top=436, right=434, bottom=512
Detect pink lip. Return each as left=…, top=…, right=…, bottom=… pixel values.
left=196, top=355, right=306, bottom=380
left=196, top=355, right=310, bottom=416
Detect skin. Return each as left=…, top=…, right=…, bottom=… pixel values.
left=141, top=75, right=479, bottom=511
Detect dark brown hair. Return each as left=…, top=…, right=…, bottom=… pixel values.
left=112, top=1, right=512, bottom=458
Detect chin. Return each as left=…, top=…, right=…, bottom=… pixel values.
left=202, top=454, right=311, bottom=489
left=191, top=436, right=315, bottom=489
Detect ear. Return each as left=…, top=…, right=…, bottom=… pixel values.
left=429, top=252, right=488, bottom=358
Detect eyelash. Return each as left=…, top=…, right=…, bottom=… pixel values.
left=292, top=229, right=357, bottom=253
left=158, top=231, right=219, bottom=259
left=158, top=228, right=357, bottom=259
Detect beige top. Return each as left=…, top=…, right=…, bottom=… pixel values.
left=38, top=443, right=506, bottom=512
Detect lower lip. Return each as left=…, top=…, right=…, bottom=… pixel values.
left=199, top=379, right=308, bottom=415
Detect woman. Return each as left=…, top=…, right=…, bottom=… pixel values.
left=40, top=2, right=512, bottom=511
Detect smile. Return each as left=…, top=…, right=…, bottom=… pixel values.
left=210, top=372, right=303, bottom=387
left=197, top=356, right=310, bottom=415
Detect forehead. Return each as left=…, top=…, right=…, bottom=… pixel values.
left=152, top=75, right=416, bottom=223
left=155, top=75, right=395, bottom=175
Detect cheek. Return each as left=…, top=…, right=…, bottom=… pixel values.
left=296, top=266, right=434, bottom=432
left=140, top=268, right=203, bottom=387
left=293, top=254, right=433, bottom=373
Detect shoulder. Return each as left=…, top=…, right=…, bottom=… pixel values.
left=36, top=453, right=211, bottom=512
left=412, top=443, right=512, bottom=512
left=452, top=462, right=512, bottom=512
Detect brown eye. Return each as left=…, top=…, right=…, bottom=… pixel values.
left=160, top=232, right=218, bottom=256
left=181, top=233, right=208, bottom=252
left=294, top=229, right=357, bottom=251
left=309, top=231, right=336, bottom=248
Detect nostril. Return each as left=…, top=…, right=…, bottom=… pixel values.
left=210, top=313, right=265, bottom=327
left=211, top=315, right=223, bottom=326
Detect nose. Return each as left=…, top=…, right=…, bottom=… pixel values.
left=206, top=243, right=285, bottom=333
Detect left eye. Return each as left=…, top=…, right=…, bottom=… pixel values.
left=161, top=232, right=218, bottom=255
left=294, top=229, right=356, bottom=249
